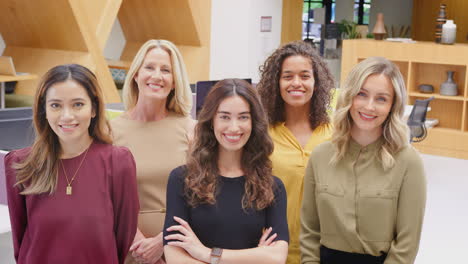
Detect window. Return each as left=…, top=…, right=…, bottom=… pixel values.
left=302, top=0, right=336, bottom=40
left=353, top=0, right=372, bottom=25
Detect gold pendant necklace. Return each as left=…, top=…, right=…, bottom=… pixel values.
left=60, top=144, right=91, bottom=195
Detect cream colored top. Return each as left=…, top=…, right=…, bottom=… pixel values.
left=269, top=123, right=331, bottom=264
left=111, top=112, right=195, bottom=238
left=300, top=139, right=426, bottom=264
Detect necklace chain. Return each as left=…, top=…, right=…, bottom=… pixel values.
left=60, top=144, right=91, bottom=195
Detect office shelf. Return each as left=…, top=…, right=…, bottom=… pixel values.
left=342, top=39, right=468, bottom=159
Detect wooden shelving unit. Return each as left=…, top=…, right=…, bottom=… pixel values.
left=464, top=105, right=468, bottom=131
left=0, top=0, right=121, bottom=103
left=0, top=0, right=213, bottom=102
left=408, top=92, right=465, bottom=101
left=117, top=0, right=211, bottom=83
left=342, top=39, right=468, bottom=159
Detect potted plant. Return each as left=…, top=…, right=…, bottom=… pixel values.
left=338, top=19, right=360, bottom=39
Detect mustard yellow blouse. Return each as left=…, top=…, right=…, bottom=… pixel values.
left=269, top=123, right=331, bottom=264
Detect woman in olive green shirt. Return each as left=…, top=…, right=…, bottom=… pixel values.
left=300, top=57, right=426, bottom=264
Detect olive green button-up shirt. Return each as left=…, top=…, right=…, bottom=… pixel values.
left=300, top=138, right=426, bottom=264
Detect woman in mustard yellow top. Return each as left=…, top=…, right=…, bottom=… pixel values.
left=257, top=41, right=335, bottom=264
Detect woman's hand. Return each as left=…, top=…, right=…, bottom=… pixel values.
left=130, top=232, right=164, bottom=264
left=132, top=228, right=146, bottom=245
left=258, top=227, right=278, bottom=247
left=165, top=216, right=210, bottom=263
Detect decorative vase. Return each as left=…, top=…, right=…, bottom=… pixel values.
left=435, top=4, right=447, bottom=43
left=440, top=71, right=458, bottom=96
left=441, top=20, right=457, bottom=44
left=373, top=13, right=386, bottom=40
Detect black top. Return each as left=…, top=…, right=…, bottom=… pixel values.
left=163, top=166, right=289, bottom=249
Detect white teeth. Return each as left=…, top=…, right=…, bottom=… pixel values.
left=149, top=84, right=162, bottom=89
left=288, top=90, right=304, bottom=95
left=225, top=135, right=240, bottom=140
left=360, top=113, right=376, bottom=119
left=61, top=125, right=77, bottom=128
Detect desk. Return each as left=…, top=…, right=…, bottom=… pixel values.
left=0, top=204, right=13, bottom=264
left=0, top=74, right=38, bottom=109
left=0, top=205, right=10, bottom=234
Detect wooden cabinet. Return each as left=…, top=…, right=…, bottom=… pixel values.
left=342, top=39, right=468, bottom=159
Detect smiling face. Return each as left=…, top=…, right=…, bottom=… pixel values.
left=134, top=47, right=174, bottom=102
left=279, top=55, right=315, bottom=111
left=350, top=73, right=395, bottom=140
left=45, top=80, right=95, bottom=146
left=213, top=95, right=252, bottom=155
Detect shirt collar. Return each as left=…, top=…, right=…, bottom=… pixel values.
left=348, top=136, right=384, bottom=155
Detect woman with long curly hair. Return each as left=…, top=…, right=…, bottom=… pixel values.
left=5, top=64, right=139, bottom=263
left=300, top=57, right=426, bottom=264
left=163, top=79, right=289, bottom=264
left=256, top=41, right=334, bottom=264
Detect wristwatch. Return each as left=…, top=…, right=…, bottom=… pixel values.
left=210, top=247, right=223, bottom=264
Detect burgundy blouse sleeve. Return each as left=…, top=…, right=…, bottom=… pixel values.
left=111, top=146, right=139, bottom=264
left=4, top=151, right=27, bottom=262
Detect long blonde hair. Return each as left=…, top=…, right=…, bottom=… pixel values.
left=331, top=57, right=409, bottom=170
left=122, top=39, right=192, bottom=115
left=13, top=64, right=112, bottom=195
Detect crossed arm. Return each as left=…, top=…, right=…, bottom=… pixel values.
left=164, top=217, right=288, bottom=264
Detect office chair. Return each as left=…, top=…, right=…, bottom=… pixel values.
left=407, top=96, right=434, bottom=143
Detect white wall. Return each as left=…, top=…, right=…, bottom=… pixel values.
left=248, top=0, right=283, bottom=83
left=210, top=0, right=283, bottom=83
left=0, top=34, right=5, bottom=55
left=103, top=19, right=126, bottom=60
left=210, top=0, right=251, bottom=81
left=369, top=0, right=413, bottom=37
left=335, top=0, right=354, bottom=22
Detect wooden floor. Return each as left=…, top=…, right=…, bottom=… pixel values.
left=0, top=152, right=467, bottom=263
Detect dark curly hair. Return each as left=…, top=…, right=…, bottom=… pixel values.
left=257, top=41, right=334, bottom=129
left=185, top=79, right=275, bottom=210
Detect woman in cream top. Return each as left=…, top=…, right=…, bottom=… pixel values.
left=111, top=39, right=195, bottom=264
left=300, top=57, right=426, bottom=264
left=112, top=113, right=193, bottom=237
left=257, top=41, right=334, bottom=264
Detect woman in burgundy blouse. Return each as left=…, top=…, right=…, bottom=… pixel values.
left=4, top=64, right=139, bottom=264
